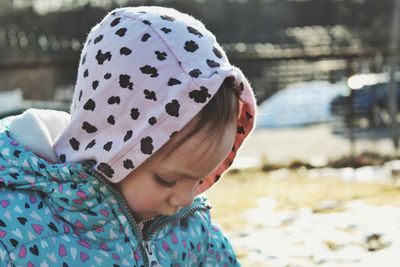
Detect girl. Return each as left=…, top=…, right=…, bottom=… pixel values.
left=0, top=6, right=255, bottom=266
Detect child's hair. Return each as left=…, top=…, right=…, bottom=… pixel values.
left=173, top=76, right=239, bottom=149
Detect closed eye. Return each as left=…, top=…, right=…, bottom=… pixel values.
left=154, top=174, right=176, bottom=188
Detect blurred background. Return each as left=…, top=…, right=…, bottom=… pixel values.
left=2, top=0, right=400, bottom=266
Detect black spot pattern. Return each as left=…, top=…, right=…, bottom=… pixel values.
left=187, top=26, right=203, bottom=37
left=184, top=40, right=199, bottom=52
left=96, top=50, right=112, bottom=65
left=92, top=80, right=99, bottom=90
left=115, top=28, right=127, bottom=37
left=59, top=154, right=66, bottom=163
left=108, top=96, right=121, bottom=105
left=85, top=139, right=96, bottom=150
left=189, top=69, right=202, bottom=78
left=140, top=136, right=154, bottom=155
left=155, top=51, right=167, bottom=61
left=148, top=117, right=157, bottom=125
left=140, top=65, right=159, bottom=77
left=119, top=74, right=133, bottom=90
left=110, top=17, right=121, bottom=27
left=123, top=159, right=134, bottom=169
left=165, top=100, right=180, bottom=117
left=97, top=163, right=114, bottom=178
left=168, top=78, right=182, bottom=86
left=107, top=115, right=115, bottom=125
left=142, top=20, right=151, bottom=25
left=130, top=108, right=140, bottom=120
left=206, top=59, right=220, bottom=68
left=82, top=121, right=98, bottom=133
left=213, top=47, right=223, bottom=58
left=69, top=138, right=80, bottom=151
left=81, top=53, right=86, bottom=65
left=104, top=73, right=112, bottom=79
left=83, top=98, right=95, bottom=111
left=103, top=142, right=113, bottom=151
left=78, top=90, right=83, bottom=101
left=120, top=47, right=132, bottom=55
left=144, top=89, right=157, bottom=101
left=83, top=69, right=89, bottom=77
left=189, top=86, right=211, bottom=103
left=142, top=33, right=151, bottom=42
left=124, top=130, right=133, bottom=142
left=94, top=35, right=103, bottom=44
left=161, top=27, right=171, bottom=34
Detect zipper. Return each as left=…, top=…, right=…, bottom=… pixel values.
left=144, top=204, right=211, bottom=241
left=83, top=163, right=150, bottom=266
left=141, top=203, right=211, bottom=267
left=137, top=216, right=157, bottom=235
left=143, top=240, right=162, bottom=267
left=83, top=162, right=211, bottom=266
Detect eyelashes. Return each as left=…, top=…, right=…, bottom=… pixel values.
left=154, top=174, right=176, bottom=188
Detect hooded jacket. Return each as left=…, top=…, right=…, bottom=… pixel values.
left=0, top=5, right=255, bottom=267
left=0, top=113, right=239, bottom=266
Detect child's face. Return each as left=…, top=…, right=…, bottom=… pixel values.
left=116, top=118, right=236, bottom=220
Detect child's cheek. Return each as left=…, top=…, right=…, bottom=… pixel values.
left=132, top=194, right=165, bottom=213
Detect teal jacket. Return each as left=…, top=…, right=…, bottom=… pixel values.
left=0, top=119, right=239, bottom=266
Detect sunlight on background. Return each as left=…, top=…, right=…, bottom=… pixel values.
left=2, top=0, right=400, bottom=266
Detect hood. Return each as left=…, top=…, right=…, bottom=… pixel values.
left=8, top=108, right=70, bottom=163
left=54, top=6, right=256, bottom=193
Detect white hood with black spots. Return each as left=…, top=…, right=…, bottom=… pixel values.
left=54, top=6, right=256, bottom=192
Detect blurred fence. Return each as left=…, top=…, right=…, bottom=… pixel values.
left=0, top=23, right=388, bottom=103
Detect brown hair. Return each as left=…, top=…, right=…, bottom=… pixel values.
left=173, top=76, right=239, bottom=150
left=153, top=76, right=239, bottom=175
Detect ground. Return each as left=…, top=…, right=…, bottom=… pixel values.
left=207, top=169, right=400, bottom=266
left=205, top=123, right=400, bottom=266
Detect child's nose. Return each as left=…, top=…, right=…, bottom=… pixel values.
left=170, top=188, right=194, bottom=208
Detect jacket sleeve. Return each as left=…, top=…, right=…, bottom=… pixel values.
left=202, top=210, right=241, bottom=266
